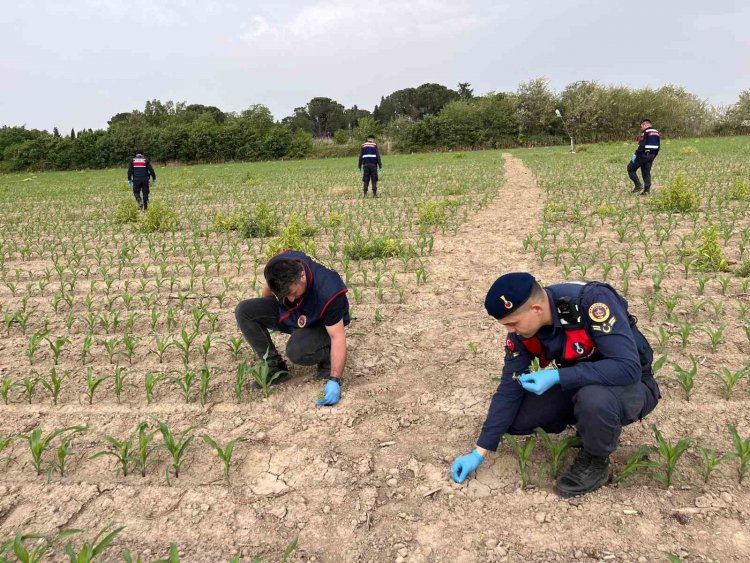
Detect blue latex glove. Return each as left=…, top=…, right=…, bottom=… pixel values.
left=631, top=154, right=636, bottom=164
left=518, top=369, right=560, bottom=395
left=451, top=449, right=485, bottom=483
left=316, top=379, right=340, bottom=406
left=151, top=179, right=157, bottom=185
left=128, top=180, right=133, bottom=187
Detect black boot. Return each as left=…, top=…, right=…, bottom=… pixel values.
left=251, top=358, right=291, bottom=389
left=640, top=188, right=651, bottom=196
left=555, top=449, right=609, bottom=497
left=631, top=186, right=643, bottom=194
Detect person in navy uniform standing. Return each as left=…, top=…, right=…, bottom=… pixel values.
left=451, top=273, right=660, bottom=497
left=628, top=119, right=660, bottom=195
left=234, top=250, right=350, bottom=406
left=127, top=150, right=157, bottom=210
left=358, top=134, right=382, bottom=198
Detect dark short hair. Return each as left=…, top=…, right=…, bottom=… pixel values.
left=264, top=259, right=303, bottom=297
left=367, top=134, right=375, bottom=140
left=640, top=118, right=651, bottom=125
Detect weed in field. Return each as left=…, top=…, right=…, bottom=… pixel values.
left=141, top=201, right=180, bottom=233
left=113, top=196, right=140, bottom=224
left=692, top=227, right=729, bottom=272
left=504, top=434, right=536, bottom=489
left=344, top=235, right=403, bottom=260
left=241, top=202, right=278, bottom=238
left=651, top=173, right=700, bottom=213
left=727, top=177, right=750, bottom=201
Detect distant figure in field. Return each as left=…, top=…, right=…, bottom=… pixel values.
left=358, top=134, right=383, bottom=198
left=627, top=119, right=660, bottom=195
left=127, top=150, right=156, bottom=210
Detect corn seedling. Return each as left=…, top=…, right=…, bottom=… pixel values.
left=41, top=367, right=65, bottom=405
left=174, top=329, right=198, bottom=367
left=153, top=543, right=180, bottom=563
left=81, top=334, right=94, bottom=365
left=4, top=529, right=81, bottom=563
left=26, top=330, right=49, bottom=365
left=46, top=335, right=69, bottom=365
left=92, top=433, right=137, bottom=477
left=651, top=353, right=668, bottom=377
left=21, top=425, right=86, bottom=476
left=47, top=436, right=75, bottom=480
left=63, top=525, right=124, bottom=563
left=0, top=434, right=13, bottom=463
left=200, top=334, right=214, bottom=365
left=696, top=446, right=733, bottom=483
left=235, top=362, right=249, bottom=403
left=84, top=368, right=109, bottom=405
left=122, top=333, right=139, bottom=364
left=202, top=435, right=237, bottom=485
left=672, top=355, right=697, bottom=401
left=144, top=372, right=165, bottom=405
left=122, top=548, right=145, bottom=563
left=612, top=446, right=658, bottom=484
left=534, top=428, right=580, bottom=479
left=19, top=375, right=39, bottom=404
left=728, top=424, right=750, bottom=483
left=504, top=434, right=536, bottom=489
left=101, top=337, right=120, bottom=364
left=172, top=370, right=196, bottom=404
left=651, top=425, right=692, bottom=488
left=135, top=423, right=157, bottom=477
left=223, top=337, right=244, bottom=361
left=712, top=367, right=746, bottom=399
left=700, top=324, right=726, bottom=352
left=1, top=375, right=13, bottom=404
left=198, top=367, right=210, bottom=406
left=157, top=421, right=197, bottom=484
left=250, top=352, right=287, bottom=399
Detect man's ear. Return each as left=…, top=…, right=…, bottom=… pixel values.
left=299, top=268, right=306, bottom=283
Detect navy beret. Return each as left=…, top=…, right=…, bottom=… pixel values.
left=485, top=272, right=536, bottom=319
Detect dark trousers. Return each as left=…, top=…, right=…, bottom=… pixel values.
left=508, top=377, right=660, bottom=457
left=133, top=178, right=150, bottom=210
left=627, top=154, right=656, bottom=191
left=362, top=164, right=378, bottom=194
left=234, top=297, right=331, bottom=369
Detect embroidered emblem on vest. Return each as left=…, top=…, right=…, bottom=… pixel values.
left=588, top=302, right=610, bottom=322
left=298, top=315, right=307, bottom=328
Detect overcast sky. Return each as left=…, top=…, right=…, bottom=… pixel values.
left=2, top=0, right=748, bottom=132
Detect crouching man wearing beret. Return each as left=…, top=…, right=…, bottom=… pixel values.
left=451, top=273, right=660, bottom=497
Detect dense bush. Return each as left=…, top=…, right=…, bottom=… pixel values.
left=651, top=174, right=701, bottom=214
left=140, top=201, right=180, bottom=233
left=112, top=197, right=139, bottom=225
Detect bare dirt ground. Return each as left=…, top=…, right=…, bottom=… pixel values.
left=2, top=154, right=749, bottom=562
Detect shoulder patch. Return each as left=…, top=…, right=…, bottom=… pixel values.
left=588, top=302, right=610, bottom=322
left=505, top=337, right=515, bottom=352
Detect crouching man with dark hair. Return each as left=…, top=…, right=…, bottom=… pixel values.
left=235, top=250, right=349, bottom=406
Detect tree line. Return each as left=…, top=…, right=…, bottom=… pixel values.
left=2, top=79, right=749, bottom=172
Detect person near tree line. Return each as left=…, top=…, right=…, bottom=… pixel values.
left=627, top=119, right=660, bottom=195
left=358, top=134, right=382, bottom=198
left=127, top=150, right=156, bottom=210
left=451, top=272, right=660, bottom=497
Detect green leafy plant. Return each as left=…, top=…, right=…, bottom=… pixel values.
left=612, top=446, right=658, bottom=484
left=113, top=195, right=140, bottom=224
left=113, top=366, right=130, bottom=404
left=504, top=434, right=536, bottom=489
left=250, top=352, right=287, bottom=399
left=534, top=428, right=580, bottom=479
left=140, top=200, right=180, bottom=233
left=21, top=425, right=86, bottom=476
left=696, top=446, right=733, bottom=483
left=171, top=370, right=195, bottom=404
left=19, top=375, right=39, bottom=404
left=198, top=367, right=210, bottom=407
left=202, top=435, right=237, bottom=485
left=144, top=372, right=164, bottom=405
left=84, top=368, right=109, bottom=405
left=157, top=421, right=197, bottom=484
left=728, top=424, right=750, bottom=483
left=672, top=355, right=698, bottom=401
left=0, top=375, right=13, bottom=404
left=651, top=426, right=692, bottom=488
left=47, top=436, right=75, bottom=480
left=92, top=433, right=136, bottom=477
left=223, top=337, right=245, bottom=361
left=712, top=367, right=746, bottom=399
left=235, top=362, right=249, bottom=403
left=135, top=422, right=157, bottom=478
left=41, top=367, right=65, bottom=405
left=64, top=525, right=125, bottom=563
left=46, top=335, right=70, bottom=365
left=651, top=173, right=700, bottom=213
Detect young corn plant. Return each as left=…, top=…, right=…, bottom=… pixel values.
left=504, top=434, right=536, bottom=489
left=202, top=435, right=237, bottom=485
left=728, top=424, right=750, bottom=483
left=174, top=329, right=198, bottom=367
left=144, top=372, right=165, bottom=405
left=700, top=324, right=726, bottom=352
left=696, top=446, right=734, bottom=483
left=157, top=421, right=197, bottom=484
left=84, top=368, right=109, bottom=405
left=46, top=336, right=70, bottom=365
left=4, top=529, right=81, bottom=563
left=651, top=425, right=692, bottom=488
left=534, top=428, right=580, bottom=479
left=712, top=367, right=746, bottom=400
left=41, top=367, right=65, bottom=405
left=26, top=330, right=49, bottom=366
left=1, top=375, right=13, bottom=404
left=235, top=362, right=249, bottom=403
left=122, top=333, right=140, bottom=364
left=251, top=352, right=287, bottom=399
left=198, top=367, right=210, bottom=407
left=172, top=370, right=196, bottom=404
left=92, top=433, right=136, bottom=477
left=63, top=525, right=125, bottom=563
left=113, top=366, right=130, bottom=404
left=135, top=422, right=157, bottom=477
left=0, top=434, right=14, bottom=463
left=47, top=436, right=75, bottom=480
left=672, top=355, right=698, bottom=401
left=81, top=334, right=94, bottom=365
left=151, top=335, right=174, bottom=364
left=21, top=425, right=86, bottom=476
left=223, top=337, right=245, bottom=361
left=19, top=375, right=39, bottom=404
left=612, top=446, right=658, bottom=484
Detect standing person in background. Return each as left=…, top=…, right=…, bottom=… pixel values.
left=627, top=119, right=660, bottom=195
left=358, top=135, right=383, bottom=198
left=127, top=150, right=156, bottom=210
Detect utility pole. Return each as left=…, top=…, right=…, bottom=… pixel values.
left=555, top=109, right=576, bottom=153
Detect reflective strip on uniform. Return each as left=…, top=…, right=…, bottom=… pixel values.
left=644, top=145, right=659, bottom=149
left=361, top=154, right=378, bottom=159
